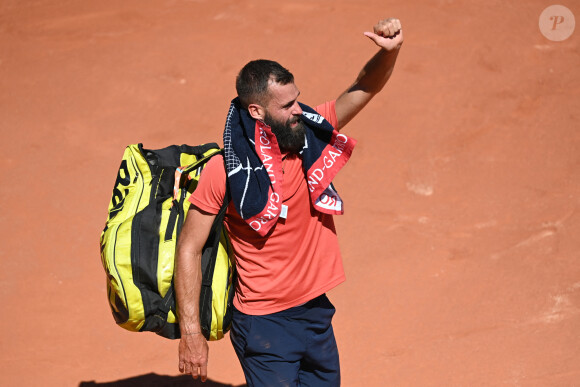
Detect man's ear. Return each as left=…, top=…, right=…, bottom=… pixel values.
left=247, top=103, right=265, bottom=121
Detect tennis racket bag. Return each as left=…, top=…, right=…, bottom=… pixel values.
left=100, top=143, right=235, bottom=340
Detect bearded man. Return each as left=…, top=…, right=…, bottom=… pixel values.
left=176, top=17, right=403, bottom=386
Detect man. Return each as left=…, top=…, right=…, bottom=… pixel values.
left=176, top=18, right=403, bottom=385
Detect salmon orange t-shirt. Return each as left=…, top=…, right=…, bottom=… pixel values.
left=189, top=101, right=345, bottom=315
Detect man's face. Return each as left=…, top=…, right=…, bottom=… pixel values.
left=262, top=82, right=306, bottom=154
left=264, top=110, right=306, bottom=154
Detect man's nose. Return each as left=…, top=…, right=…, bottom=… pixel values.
left=292, top=102, right=303, bottom=116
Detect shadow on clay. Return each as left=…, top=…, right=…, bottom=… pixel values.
left=79, top=373, right=247, bottom=387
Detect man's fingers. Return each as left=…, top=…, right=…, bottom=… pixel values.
left=377, top=23, right=393, bottom=37
left=185, top=362, right=207, bottom=380
left=373, top=18, right=401, bottom=38
left=188, top=364, right=198, bottom=379
left=179, top=361, right=201, bottom=378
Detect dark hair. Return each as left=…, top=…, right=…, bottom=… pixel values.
left=236, top=60, right=294, bottom=108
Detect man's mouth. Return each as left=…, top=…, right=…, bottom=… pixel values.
left=289, top=117, right=301, bottom=128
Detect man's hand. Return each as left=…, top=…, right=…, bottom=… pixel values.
left=364, top=18, right=403, bottom=52
left=178, top=332, right=209, bottom=382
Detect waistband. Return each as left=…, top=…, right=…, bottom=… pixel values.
left=234, top=293, right=332, bottom=317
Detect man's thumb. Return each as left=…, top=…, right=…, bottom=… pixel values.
left=364, top=31, right=380, bottom=43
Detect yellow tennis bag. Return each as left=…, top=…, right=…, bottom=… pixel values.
left=100, top=143, right=235, bottom=340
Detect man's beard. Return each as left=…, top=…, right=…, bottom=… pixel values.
left=264, top=112, right=306, bottom=154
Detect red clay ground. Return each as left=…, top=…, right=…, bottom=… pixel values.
left=1, top=0, right=579, bottom=385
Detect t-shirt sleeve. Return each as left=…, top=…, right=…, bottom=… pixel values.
left=188, top=154, right=226, bottom=214
left=314, top=100, right=338, bottom=129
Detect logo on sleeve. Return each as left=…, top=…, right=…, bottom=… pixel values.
left=302, top=111, right=324, bottom=124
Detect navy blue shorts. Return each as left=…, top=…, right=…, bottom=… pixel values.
left=230, top=294, right=340, bottom=386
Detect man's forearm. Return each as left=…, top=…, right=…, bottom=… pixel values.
left=335, top=48, right=401, bottom=129
left=176, top=207, right=214, bottom=380
left=350, top=47, right=401, bottom=96
left=175, top=247, right=203, bottom=335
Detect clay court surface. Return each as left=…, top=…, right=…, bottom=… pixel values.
left=1, top=0, right=579, bottom=385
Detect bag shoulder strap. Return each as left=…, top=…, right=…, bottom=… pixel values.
left=201, top=150, right=230, bottom=286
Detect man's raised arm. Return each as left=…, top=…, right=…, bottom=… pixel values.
left=175, top=207, right=216, bottom=382
left=335, top=18, right=404, bottom=130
